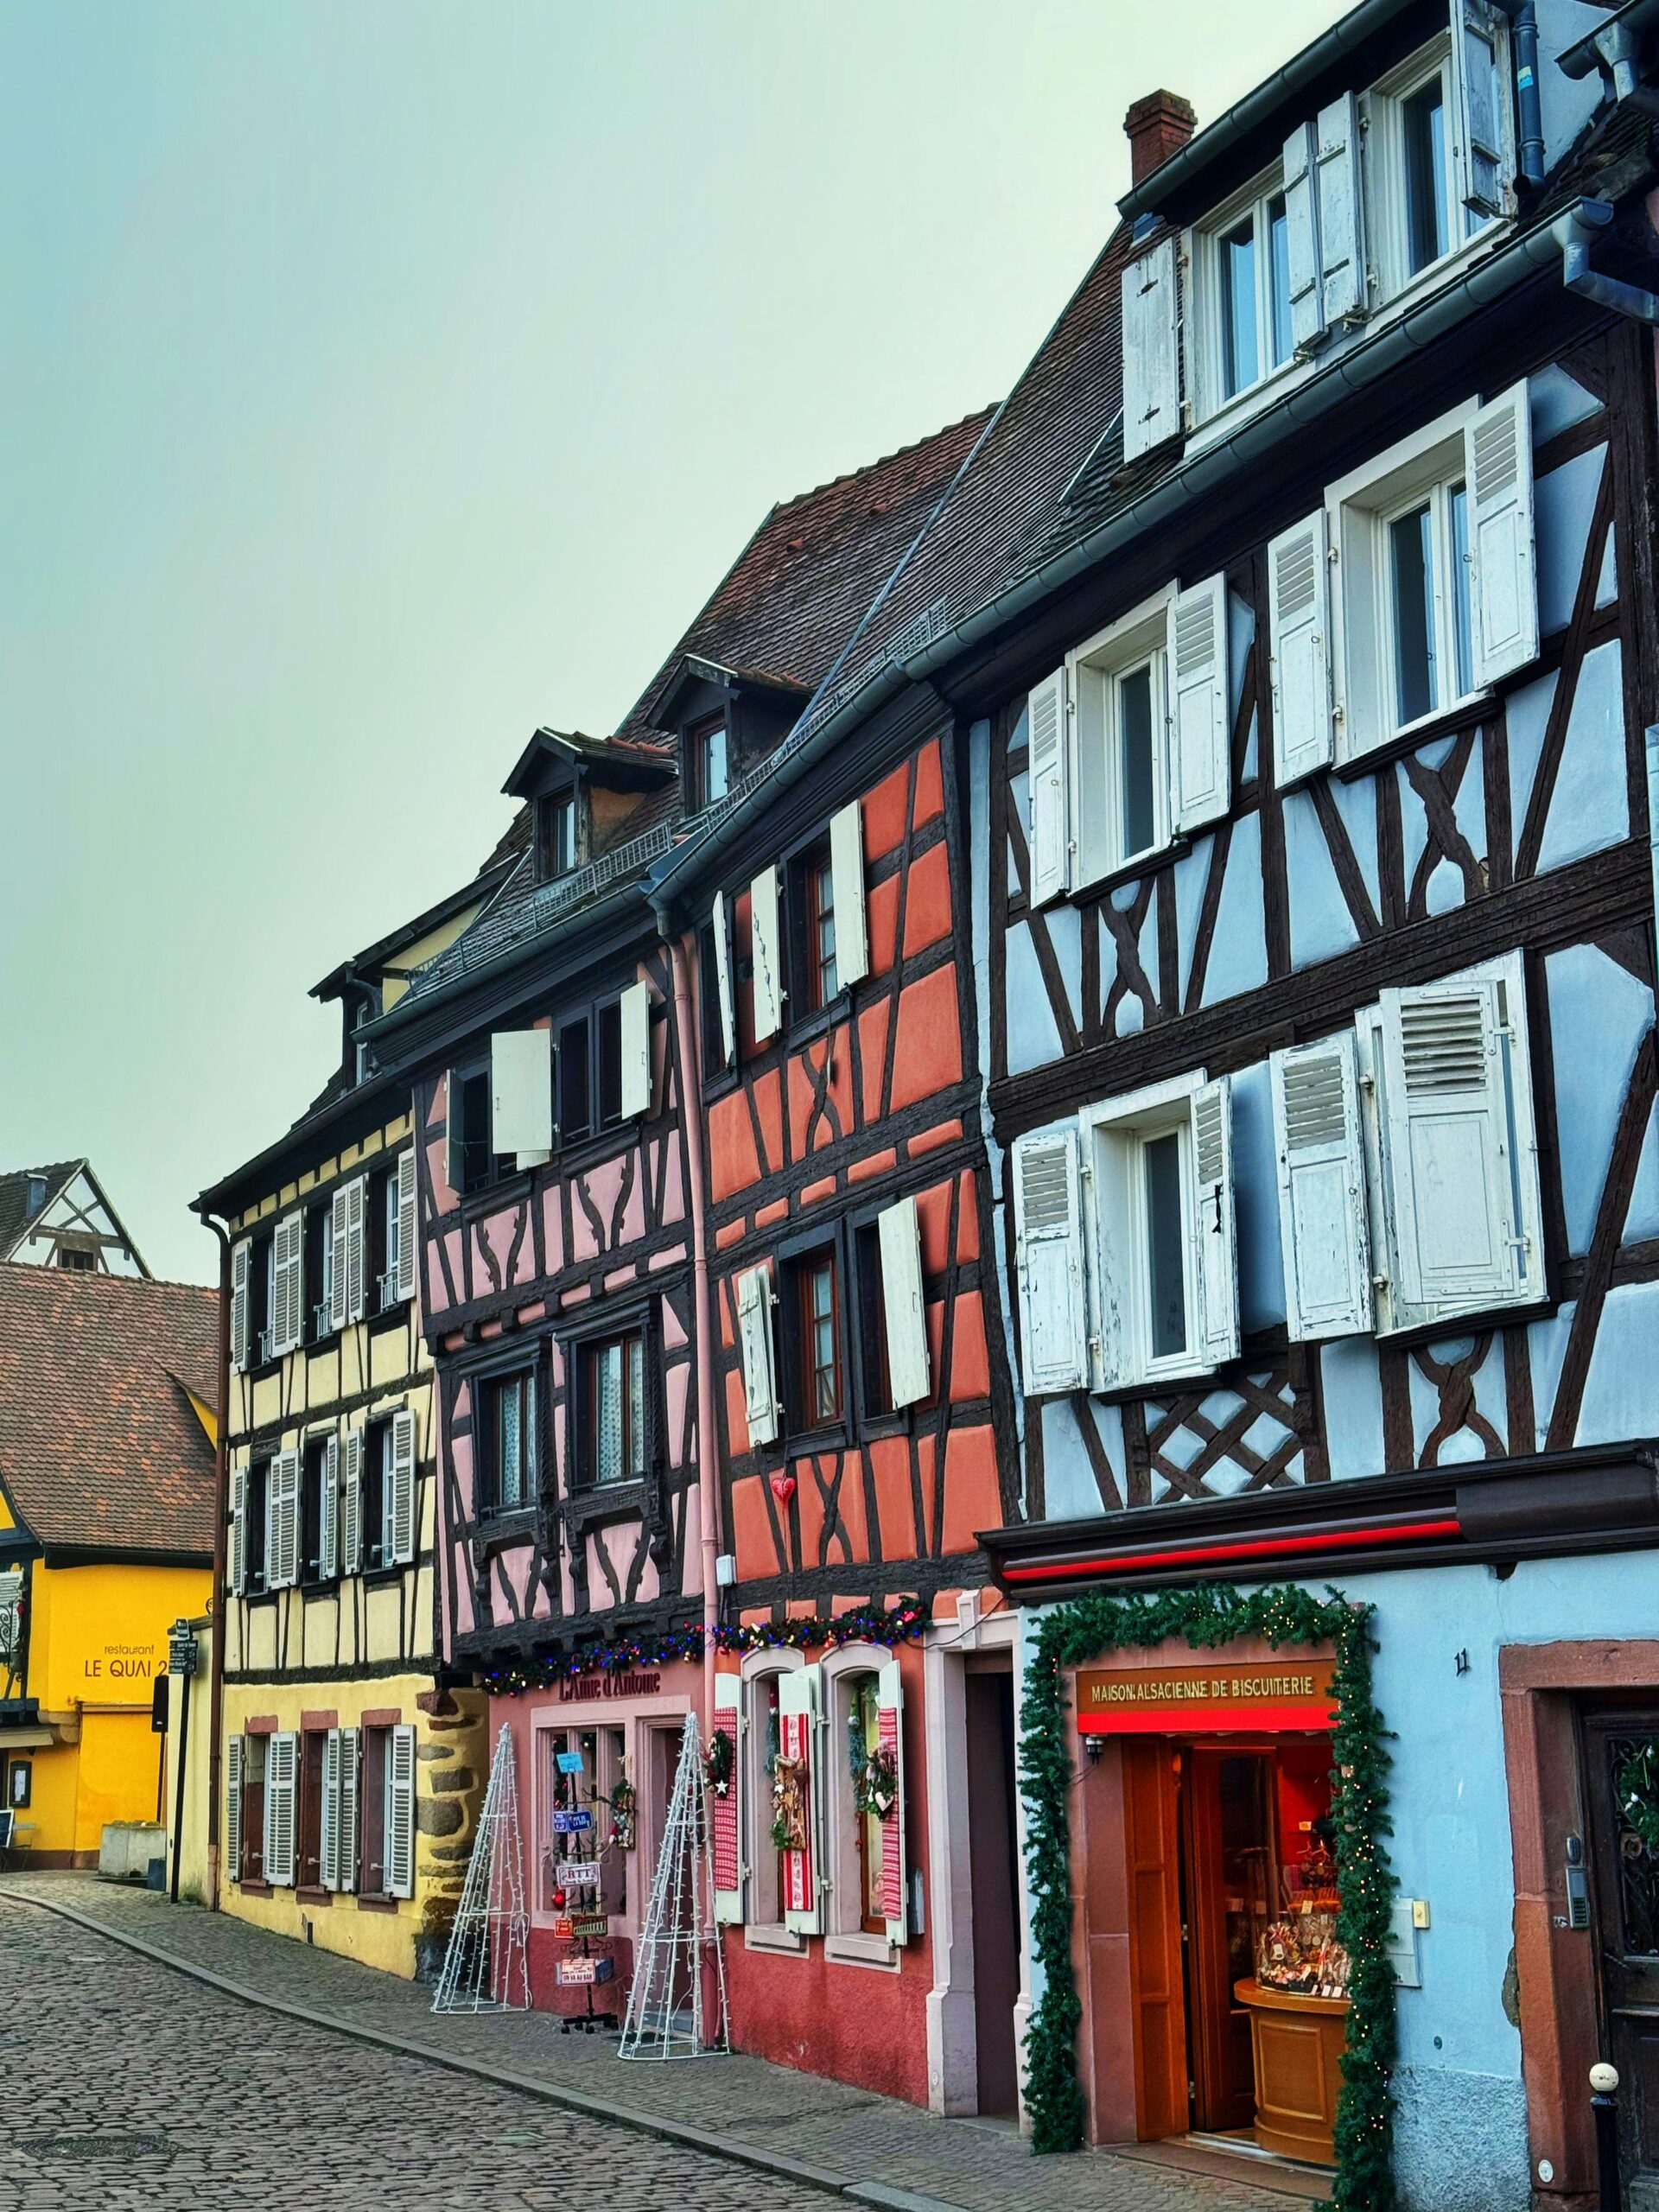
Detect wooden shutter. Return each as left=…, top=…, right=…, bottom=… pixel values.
left=320, top=1728, right=342, bottom=1891
left=1192, top=1077, right=1240, bottom=1370
left=711, top=1671, right=744, bottom=1925
left=1466, top=381, right=1537, bottom=685
left=344, top=1176, right=366, bottom=1323
left=338, top=1726, right=359, bottom=1894
left=395, top=1147, right=417, bottom=1303
left=386, top=1722, right=416, bottom=1897
left=830, top=801, right=868, bottom=988
left=493, top=1027, right=553, bottom=1167
left=329, top=1184, right=352, bottom=1332
left=1122, top=1737, right=1190, bottom=2140
left=750, top=867, right=783, bottom=1043
left=1122, top=234, right=1180, bottom=461
left=226, top=1734, right=244, bottom=1879
left=387, top=1408, right=417, bottom=1567
left=779, top=1666, right=823, bottom=1936
left=712, top=892, right=736, bottom=1069
left=230, top=1239, right=251, bottom=1374
left=271, top=1212, right=303, bottom=1357
left=269, top=1449, right=300, bottom=1590
left=1281, top=120, right=1325, bottom=352
left=341, top=1425, right=365, bottom=1576
left=1271, top=1033, right=1373, bottom=1341
left=1168, top=574, right=1230, bottom=833
left=877, top=1194, right=931, bottom=1409
left=318, top=1432, right=340, bottom=1580
left=1011, top=1128, right=1088, bottom=1395
left=1454, top=0, right=1506, bottom=218
left=1268, top=510, right=1334, bottom=787
left=264, top=1731, right=297, bottom=1887
left=619, top=982, right=652, bottom=1120
left=230, top=1461, right=247, bottom=1596
left=734, top=1264, right=779, bottom=1446
left=1314, top=94, right=1366, bottom=327
left=877, top=1658, right=907, bottom=1948
left=1026, top=667, right=1071, bottom=906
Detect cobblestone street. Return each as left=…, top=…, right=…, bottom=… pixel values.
left=0, top=1879, right=1324, bottom=2212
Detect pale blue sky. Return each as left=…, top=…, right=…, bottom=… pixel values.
left=0, top=0, right=1345, bottom=1282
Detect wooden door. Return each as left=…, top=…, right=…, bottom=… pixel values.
left=1582, top=1709, right=1659, bottom=2203
left=1184, top=1749, right=1272, bottom=2133
left=1123, top=1737, right=1190, bottom=2140
left=966, top=1672, right=1020, bottom=2116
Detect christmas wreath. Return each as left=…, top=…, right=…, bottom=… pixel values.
left=607, top=1775, right=637, bottom=1852
left=771, top=1755, right=809, bottom=1852
left=703, top=1725, right=734, bottom=1797
left=848, top=1709, right=899, bottom=1820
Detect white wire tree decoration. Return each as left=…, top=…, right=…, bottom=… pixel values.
left=432, top=1723, right=531, bottom=2014
left=618, top=1709, right=729, bottom=2060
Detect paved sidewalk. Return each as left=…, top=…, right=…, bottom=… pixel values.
left=1, top=1872, right=1324, bottom=2212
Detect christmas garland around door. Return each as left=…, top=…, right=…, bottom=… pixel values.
left=1019, top=1581, right=1396, bottom=2212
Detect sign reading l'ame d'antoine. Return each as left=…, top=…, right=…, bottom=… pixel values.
left=1076, top=1658, right=1338, bottom=1736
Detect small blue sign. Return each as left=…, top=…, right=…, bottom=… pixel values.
left=552, top=1808, right=594, bottom=1834
left=556, top=1751, right=584, bottom=1776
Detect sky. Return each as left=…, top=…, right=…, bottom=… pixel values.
left=0, top=0, right=1348, bottom=1286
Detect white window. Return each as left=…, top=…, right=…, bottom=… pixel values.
left=1368, top=10, right=1510, bottom=300
left=1072, top=592, right=1171, bottom=881
left=1195, top=168, right=1294, bottom=415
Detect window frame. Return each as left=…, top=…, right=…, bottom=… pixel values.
left=779, top=1233, right=847, bottom=1441
left=359, top=1724, right=390, bottom=1898
left=537, top=790, right=579, bottom=882
left=300, top=1434, right=332, bottom=1586
left=784, top=833, right=842, bottom=1027
left=1068, top=587, right=1179, bottom=889
left=1080, top=1074, right=1207, bottom=1390
left=740, top=1652, right=807, bottom=1948
left=239, top=1733, right=268, bottom=1883
left=303, top=1200, right=335, bottom=1346
left=296, top=1726, right=327, bottom=1891
left=685, top=713, right=730, bottom=815
left=1192, top=159, right=1295, bottom=422
left=479, top=1363, right=539, bottom=1520
left=244, top=1456, right=272, bottom=1599
left=452, top=1057, right=515, bottom=1197
left=1366, top=32, right=1499, bottom=307
left=570, top=1316, right=652, bottom=1491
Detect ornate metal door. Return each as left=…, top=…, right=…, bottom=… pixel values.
left=1582, top=1707, right=1659, bottom=2206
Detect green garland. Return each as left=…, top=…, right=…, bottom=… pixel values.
left=1019, top=1582, right=1396, bottom=2212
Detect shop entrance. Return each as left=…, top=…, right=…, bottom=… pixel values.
left=1580, top=1701, right=1659, bottom=2202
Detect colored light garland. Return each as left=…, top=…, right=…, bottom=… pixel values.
left=477, top=1599, right=926, bottom=1699
left=1019, top=1582, right=1396, bottom=2212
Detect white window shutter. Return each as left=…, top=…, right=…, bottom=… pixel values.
left=226, top=1734, right=244, bottom=1878
left=269, top=1448, right=301, bottom=1589
left=493, top=1027, right=553, bottom=1168
left=1466, top=381, right=1537, bottom=685
left=734, top=1264, right=779, bottom=1446
left=712, top=892, right=736, bottom=1069
left=1122, top=234, right=1180, bottom=461
left=1282, top=121, right=1325, bottom=352
left=318, top=1432, right=340, bottom=1580
left=1026, top=667, right=1071, bottom=906
left=830, top=801, right=868, bottom=988
left=230, top=1461, right=247, bottom=1596
left=877, top=1195, right=931, bottom=1409
left=1168, top=575, right=1230, bottom=832
left=1454, top=0, right=1506, bottom=218
left=1315, top=94, right=1366, bottom=327
left=779, top=1665, right=824, bottom=1936
left=876, top=1657, right=908, bottom=1947
left=750, top=867, right=783, bottom=1044
left=320, top=1728, right=342, bottom=1891
left=329, top=1184, right=352, bottom=1333
left=711, top=1671, right=744, bottom=1925
left=338, top=1726, right=359, bottom=1893
left=1268, top=510, right=1334, bottom=787
left=341, top=1425, right=365, bottom=1576
left=264, top=1731, right=297, bottom=1887
left=388, top=1408, right=417, bottom=1566
left=1011, top=1128, right=1088, bottom=1395
left=1271, top=1033, right=1374, bottom=1340
left=230, top=1240, right=251, bottom=1374
left=1192, top=1077, right=1240, bottom=1370
left=620, top=982, right=652, bottom=1120
left=395, top=1148, right=417, bottom=1303
left=386, top=1722, right=416, bottom=1898
left=270, top=1213, right=303, bottom=1357
left=344, top=1176, right=366, bottom=1323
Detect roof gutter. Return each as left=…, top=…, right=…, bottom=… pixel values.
left=1560, top=0, right=1659, bottom=96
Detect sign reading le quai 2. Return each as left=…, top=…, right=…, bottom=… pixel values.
left=1075, top=1658, right=1338, bottom=1736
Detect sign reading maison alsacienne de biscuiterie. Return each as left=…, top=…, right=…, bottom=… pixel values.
left=1075, top=1658, right=1338, bottom=1736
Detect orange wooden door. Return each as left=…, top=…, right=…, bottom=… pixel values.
left=1122, top=1737, right=1190, bottom=2140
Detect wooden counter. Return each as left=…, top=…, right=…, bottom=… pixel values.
left=1233, top=1979, right=1349, bottom=2165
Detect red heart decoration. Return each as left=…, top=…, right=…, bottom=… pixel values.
left=770, top=1472, right=797, bottom=1509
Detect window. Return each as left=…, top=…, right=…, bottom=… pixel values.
left=453, top=1066, right=505, bottom=1195
left=556, top=1014, right=592, bottom=1144
left=849, top=1674, right=887, bottom=1935
left=301, top=1436, right=333, bottom=1584
left=484, top=1370, right=536, bottom=1514
left=787, top=1248, right=842, bottom=1431
left=238, top=1734, right=267, bottom=1882
left=537, top=791, right=577, bottom=880
left=1205, top=175, right=1294, bottom=407
left=597, top=1001, right=624, bottom=1130
left=359, top=1726, right=389, bottom=1896
left=580, top=1330, right=645, bottom=1486
left=747, top=1672, right=789, bottom=1927
left=855, top=1224, right=893, bottom=1416
left=244, top=1459, right=270, bottom=1597
left=249, top=1230, right=275, bottom=1366
left=699, top=914, right=729, bottom=1074
left=57, top=1246, right=95, bottom=1272
left=1071, top=594, right=1173, bottom=882
left=687, top=715, right=729, bottom=813
left=1370, top=21, right=1510, bottom=301
left=304, top=1203, right=334, bottom=1344
left=297, top=1729, right=327, bottom=1889
left=369, top=1154, right=414, bottom=1313
left=1402, top=73, right=1451, bottom=274
left=804, top=844, right=839, bottom=1012
left=854, top=1196, right=931, bottom=1418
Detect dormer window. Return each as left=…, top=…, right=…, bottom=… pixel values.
left=1214, top=183, right=1293, bottom=403
left=537, top=791, right=576, bottom=880
left=687, top=715, right=729, bottom=813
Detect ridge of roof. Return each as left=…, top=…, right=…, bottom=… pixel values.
left=768, top=404, right=1001, bottom=519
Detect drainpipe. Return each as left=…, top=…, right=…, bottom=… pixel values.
left=658, top=914, right=722, bottom=1738
left=195, top=1211, right=231, bottom=1910
left=1497, top=0, right=1545, bottom=189
left=1562, top=197, right=1659, bottom=324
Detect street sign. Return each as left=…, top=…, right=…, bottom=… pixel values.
left=552, top=1808, right=593, bottom=1834
left=167, top=1626, right=199, bottom=1678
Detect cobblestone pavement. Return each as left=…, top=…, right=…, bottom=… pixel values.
left=0, top=1876, right=1321, bottom=2212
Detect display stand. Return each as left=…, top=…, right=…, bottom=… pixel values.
left=1233, top=1980, right=1349, bottom=2164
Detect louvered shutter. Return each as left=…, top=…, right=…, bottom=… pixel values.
left=385, top=1722, right=416, bottom=1898
left=1192, top=1078, right=1240, bottom=1370
left=1268, top=511, right=1334, bottom=786
left=329, top=1184, right=352, bottom=1332
left=779, top=1666, right=823, bottom=1936
left=341, top=1425, right=365, bottom=1576
left=1466, top=381, right=1537, bottom=686
left=271, top=1213, right=303, bottom=1357
left=1122, top=234, right=1180, bottom=461
left=1026, top=668, right=1071, bottom=906
left=876, top=1658, right=908, bottom=1948
left=1454, top=0, right=1506, bottom=219
left=395, top=1147, right=417, bottom=1303
left=230, top=1239, right=251, bottom=1374
left=344, top=1176, right=366, bottom=1323
left=337, top=1726, right=359, bottom=1893
left=750, top=867, right=783, bottom=1043
left=318, top=1432, right=340, bottom=1580
left=387, top=1408, right=416, bottom=1567
left=264, top=1731, right=297, bottom=1887
left=877, top=1194, right=931, bottom=1409
left=320, top=1728, right=342, bottom=1890
left=1271, top=1033, right=1373, bottom=1340
left=1381, top=968, right=1535, bottom=1313
left=1282, top=121, right=1325, bottom=352
left=711, top=1671, right=744, bottom=1925
left=619, top=982, right=652, bottom=1120
left=493, top=1027, right=552, bottom=1168
left=712, top=892, right=736, bottom=1068
left=829, top=801, right=868, bottom=988
left=226, top=1734, right=244, bottom=1879
left=269, top=1449, right=301, bottom=1589
left=1315, top=94, right=1366, bottom=327
left=1010, top=1128, right=1088, bottom=1395
left=230, top=1461, right=247, bottom=1596
left=1168, top=575, right=1230, bottom=832
left=734, top=1264, right=779, bottom=1446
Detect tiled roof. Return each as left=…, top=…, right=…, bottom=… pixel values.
left=0, top=1163, right=79, bottom=1260
left=0, top=1263, right=219, bottom=1558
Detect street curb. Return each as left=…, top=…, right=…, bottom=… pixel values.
left=2, top=1886, right=940, bottom=2208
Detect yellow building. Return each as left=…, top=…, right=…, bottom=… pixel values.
left=0, top=1262, right=218, bottom=1866
left=196, top=878, right=493, bottom=1979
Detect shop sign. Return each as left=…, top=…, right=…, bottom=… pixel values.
left=556, top=1859, right=602, bottom=1890
left=552, top=1808, right=594, bottom=1834
left=555, top=1750, right=585, bottom=1775
left=1076, top=1658, right=1338, bottom=1736
left=557, top=1669, right=661, bottom=1704
left=555, top=1954, right=615, bottom=1986
left=553, top=1913, right=609, bottom=1939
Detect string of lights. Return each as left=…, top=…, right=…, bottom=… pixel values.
left=476, top=1599, right=927, bottom=1698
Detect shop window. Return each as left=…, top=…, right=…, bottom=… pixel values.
left=746, top=1673, right=788, bottom=1929
left=841, top=1673, right=887, bottom=1936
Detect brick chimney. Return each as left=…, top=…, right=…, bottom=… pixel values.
left=1124, top=90, right=1197, bottom=188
